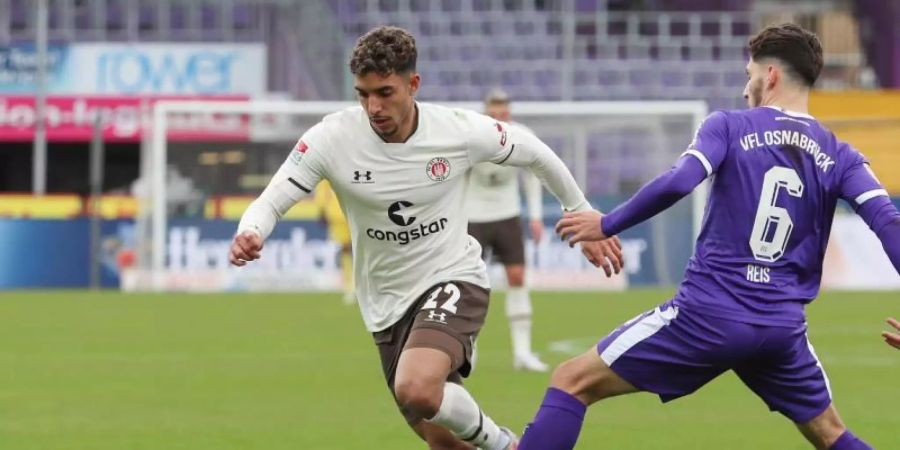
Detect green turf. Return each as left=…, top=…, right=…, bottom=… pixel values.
left=0, top=289, right=897, bottom=449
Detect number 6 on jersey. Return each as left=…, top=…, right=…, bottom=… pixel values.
left=749, top=166, right=804, bottom=262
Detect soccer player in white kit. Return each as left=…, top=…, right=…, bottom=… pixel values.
left=228, top=26, right=623, bottom=450
left=465, top=89, right=548, bottom=372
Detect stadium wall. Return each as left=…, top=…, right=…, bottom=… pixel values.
left=2, top=197, right=897, bottom=290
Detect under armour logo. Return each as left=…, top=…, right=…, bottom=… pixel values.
left=426, top=310, right=447, bottom=324
left=352, top=170, right=374, bottom=184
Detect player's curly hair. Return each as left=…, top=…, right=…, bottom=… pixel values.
left=749, top=23, right=823, bottom=87
left=349, top=26, right=417, bottom=76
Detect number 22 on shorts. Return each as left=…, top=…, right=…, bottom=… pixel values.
left=422, top=283, right=461, bottom=314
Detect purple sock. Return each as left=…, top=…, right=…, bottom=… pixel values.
left=519, top=388, right=587, bottom=450
left=829, top=430, right=873, bottom=450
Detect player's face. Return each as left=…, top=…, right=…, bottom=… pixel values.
left=354, top=71, right=420, bottom=140
left=485, top=102, right=511, bottom=122
left=743, top=60, right=766, bottom=107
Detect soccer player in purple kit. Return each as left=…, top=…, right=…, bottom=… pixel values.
left=518, top=24, right=900, bottom=450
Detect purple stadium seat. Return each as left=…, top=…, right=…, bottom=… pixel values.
left=106, top=0, right=125, bottom=30
left=576, top=0, right=599, bottom=13
left=661, top=70, right=689, bottom=88
left=169, top=2, right=187, bottom=30
left=692, top=70, right=720, bottom=88
left=201, top=4, right=218, bottom=30
left=232, top=3, right=253, bottom=29
left=11, top=0, right=29, bottom=30
left=441, top=0, right=463, bottom=12
left=138, top=3, right=156, bottom=30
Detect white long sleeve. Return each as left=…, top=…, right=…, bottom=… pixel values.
left=237, top=162, right=311, bottom=239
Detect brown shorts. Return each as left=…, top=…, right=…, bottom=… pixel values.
left=467, top=216, right=526, bottom=266
left=373, top=281, right=490, bottom=422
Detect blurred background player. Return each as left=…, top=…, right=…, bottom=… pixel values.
left=314, top=180, right=355, bottom=304
left=465, top=89, right=548, bottom=372
left=525, top=23, right=900, bottom=450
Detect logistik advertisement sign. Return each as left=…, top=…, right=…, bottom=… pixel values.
left=0, top=43, right=266, bottom=96
left=0, top=95, right=251, bottom=142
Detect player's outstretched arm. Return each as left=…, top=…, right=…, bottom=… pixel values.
left=522, top=170, right=544, bottom=241
left=230, top=162, right=317, bottom=267
left=556, top=154, right=708, bottom=246
left=883, top=318, right=900, bottom=350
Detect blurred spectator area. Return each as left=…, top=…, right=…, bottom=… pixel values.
left=0, top=0, right=895, bottom=200
left=0, top=0, right=892, bottom=104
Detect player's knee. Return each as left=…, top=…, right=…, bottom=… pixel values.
left=550, top=358, right=591, bottom=398
left=395, top=379, right=442, bottom=420
left=506, top=266, right=525, bottom=287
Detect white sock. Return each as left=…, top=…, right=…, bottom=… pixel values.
left=429, top=383, right=510, bottom=450
left=506, top=287, right=533, bottom=358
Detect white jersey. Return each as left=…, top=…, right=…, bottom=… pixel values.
left=465, top=122, right=543, bottom=223
left=238, top=102, right=590, bottom=332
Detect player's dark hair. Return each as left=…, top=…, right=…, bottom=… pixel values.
left=349, top=26, right=417, bottom=77
left=749, top=23, right=823, bottom=87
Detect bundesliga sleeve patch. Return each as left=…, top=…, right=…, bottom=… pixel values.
left=494, top=122, right=508, bottom=147
left=289, top=140, right=309, bottom=165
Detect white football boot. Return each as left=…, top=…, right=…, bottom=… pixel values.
left=513, top=352, right=549, bottom=372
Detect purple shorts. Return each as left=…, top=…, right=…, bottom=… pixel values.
left=597, top=300, right=832, bottom=423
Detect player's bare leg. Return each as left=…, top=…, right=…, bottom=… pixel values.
left=395, top=346, right=517, bottom=450
left=549, top=348, right=638, bottom=405
left=411, top=421, right=474, bottom=450
left=797, top=404, right=872, bottom=450
left=519, top=349, right=638, bottom=450
left=504, top=264, right=546, bottom=372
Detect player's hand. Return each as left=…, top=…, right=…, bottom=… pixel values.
left=556, top=209, right=607, bottom=247
left=229, top=230, right=264, bottom=267
left=529, top=220, right=544, bottom=242
left=882, top=317, right=900, bottom=350
left=580, top=237, right=624, bottom=277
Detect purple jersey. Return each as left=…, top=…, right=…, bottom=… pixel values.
left=675, top=106, right=886, bottom=326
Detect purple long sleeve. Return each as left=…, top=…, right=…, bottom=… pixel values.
left=854, top=195, right=900, bottom=273
left=602, top=154, right=708, bottom=237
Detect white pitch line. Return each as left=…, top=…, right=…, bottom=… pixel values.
left=547, top=337, right=599, bottom=356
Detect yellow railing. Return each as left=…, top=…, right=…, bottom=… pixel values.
left=0, top=195, right=323, bottom=220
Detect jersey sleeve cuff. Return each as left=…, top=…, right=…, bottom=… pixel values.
left=601, top=212, right=620, bottom=237
left=681, top=150, right=713, bottom=177
left=854, top=189, right=888, bottom=206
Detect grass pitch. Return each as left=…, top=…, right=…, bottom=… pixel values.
left=0, top=289, right=897, bottom=449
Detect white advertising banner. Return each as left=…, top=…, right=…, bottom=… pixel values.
left=5, top=43, right=267, bottom=96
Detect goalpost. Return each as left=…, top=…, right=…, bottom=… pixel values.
left=126, top=99, right=708, bottom=292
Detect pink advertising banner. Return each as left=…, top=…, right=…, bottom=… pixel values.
left=0, top=95, right=251, bottom=142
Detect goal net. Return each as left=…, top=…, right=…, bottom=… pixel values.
left=124, top=100, right=708, bottom=292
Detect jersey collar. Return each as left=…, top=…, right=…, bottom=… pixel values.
left=764, top=105, right=815, bottom=120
